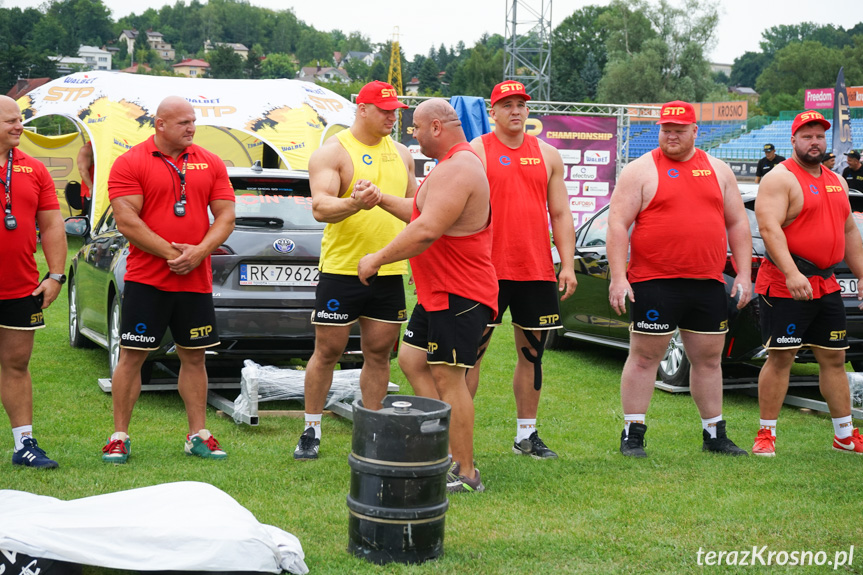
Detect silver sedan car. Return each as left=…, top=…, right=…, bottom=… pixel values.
left=65, top=164, right=362, bottom=382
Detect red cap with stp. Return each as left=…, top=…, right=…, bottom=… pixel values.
left=656, top=100, right=697, bottom=125
left=356, top=81, right=408, bottom=110
left=490, top=81, right=532, bottom=106
left=791, top=110, right=831, bottom=134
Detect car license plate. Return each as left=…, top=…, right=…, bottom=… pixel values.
left=839, top=277, right=858, bottom=297
left=240, top=264, right=320, bottom=286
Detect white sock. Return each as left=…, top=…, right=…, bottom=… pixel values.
left=516, top=419, right=536, bottom=443
left=624, top=414, right=646, bottom=437
left=305, top=413, right=322, bottom=439
left=111, top=431, right=129, bottom=442
left=702, top=415, right=722, bottom=439
left=12, top=425, right=33, bottom=452
left=759, top=419, right=777, bottom=437
left=833, top=415, right=853, bottom=439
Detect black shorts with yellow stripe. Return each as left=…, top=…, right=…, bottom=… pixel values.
left=758, top=290, right=848, bottom=350
left=120, top=281, right=219, bottom=350
left=630, top=278, right=728, bottom=336
left=0, top=294, right=46, bottom=330
left=403, top=294, right=493, bottom=368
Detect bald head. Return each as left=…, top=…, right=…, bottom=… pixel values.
left=0, top=95, right=24, bottom=156
left=156, top=96, right=194, bottom=121
left=153, top=96, right=196, bottom=158
left=413, top=98, right=465, bottom=159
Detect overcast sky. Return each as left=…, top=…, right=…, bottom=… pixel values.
left=3, top=0, right=860, bottom=65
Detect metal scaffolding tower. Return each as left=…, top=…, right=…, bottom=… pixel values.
left=504, top=0, right=552, bottom=101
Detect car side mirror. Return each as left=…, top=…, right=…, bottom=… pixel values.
left=64, top=216, right=90, bottom=237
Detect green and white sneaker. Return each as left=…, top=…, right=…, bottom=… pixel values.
left=185, top=429, right=227, bottom=460
left=102, top=432, right=131, bottom=464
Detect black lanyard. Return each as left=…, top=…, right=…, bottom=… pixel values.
left=1, top=149, right=16, bottom=230
left=157, top=152, right=189, bottom=217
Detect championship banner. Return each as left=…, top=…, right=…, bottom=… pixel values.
left=536, top=115, right=617, bottom=228
left=16, top=71, right=355, bottom=220
left=833, top=67, right=854, bottom=175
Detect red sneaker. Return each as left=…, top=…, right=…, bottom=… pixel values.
left=833, top=428, right=863, bottom=454
left=752, top=428, right=776, bottom=457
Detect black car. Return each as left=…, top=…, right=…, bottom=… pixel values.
left=549, top=188, right=863, bottom=385
left=65, top=165, right=363, bottom=382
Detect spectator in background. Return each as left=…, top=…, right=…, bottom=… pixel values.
left=822, top=152, right=836, bottom=172
left=755, top=143, right=786, bottom=184
left=842, top=150, right=863, bottom=192
left=77, top=140, right=94, bottom=215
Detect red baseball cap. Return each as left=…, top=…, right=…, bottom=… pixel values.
left=490, top=81, right=532, bottom=106
left=356, top=81, right=408, bottom=110
left=791, top=110, right=831, bottom=134
left=656, top=100, right=697, bottom=125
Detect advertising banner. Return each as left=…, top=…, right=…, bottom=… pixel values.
left=804, top=88, right=834, bottom=109
left=833, top=67, right=854, bottom=174
left=537, top=115, right=617, bottom=228
left=17, top=71, right=355, bottom=219
left=804, top=86, right=863, bottom=109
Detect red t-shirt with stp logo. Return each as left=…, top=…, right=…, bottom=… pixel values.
left=1, top=148, right=60, bottom=299
left=108, top=136, right=235, bottom=293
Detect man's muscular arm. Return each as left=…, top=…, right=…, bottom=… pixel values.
left=358, top=155, right=481, bottom=284
left=541, top=141, right=577, bottom=300
left=754, top=169, right=812, bottom=300
left=607, top=159, right=645, bottom=315
left=713, top=158, right=752, bottom=309
left=309, top=141, right=380, bottom=223
left=112, top=194, right=181, bottom=260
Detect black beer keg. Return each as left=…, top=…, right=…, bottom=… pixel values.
left=347, top=395, right=451, bottom=564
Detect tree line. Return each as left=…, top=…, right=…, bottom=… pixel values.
left=1, top=0, right=861, bottom=117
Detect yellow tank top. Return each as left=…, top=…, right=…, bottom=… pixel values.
left=320, top=130, right=409, bottom=275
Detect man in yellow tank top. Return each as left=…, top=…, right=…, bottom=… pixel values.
left=294, top=81, right=417, bottom=460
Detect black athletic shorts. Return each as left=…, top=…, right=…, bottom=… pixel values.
left=120, top=281, right=219, bottom=350
left=311, top=273, right=407, bottom=326
left=0, top=294, right=45, bottom=330
left=490, top=280, right=561, bottom=329
left=630, top=278, right=728, bottom=336
left=759, top=290, right=848, bottom=350
left=402, top=295, right=493, bottom=367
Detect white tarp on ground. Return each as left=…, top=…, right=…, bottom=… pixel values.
left=0, top=481, right=308, bottom=574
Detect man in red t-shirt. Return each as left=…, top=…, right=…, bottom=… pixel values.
left=607, top=100, right=752, bottom=458
left=752, top=111, right=863, bottom=456
left=465, top=81, right=577, bottom=460
left=103, top=96, right=235, bottom=464
left=0, top=95, right=67, bottom=469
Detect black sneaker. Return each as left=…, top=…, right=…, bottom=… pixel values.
left=447, top=467, right=485, bottom=493
left=620, top=423, right=648, bottom=458
left=512, top=430, right=558, bottom=459
left=293, top=427, right=320, bottom=460
left=11, top=437, right=59, bottom=469
left=702, top=420, right=748, bottom=456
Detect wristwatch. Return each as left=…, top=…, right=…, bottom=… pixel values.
left=46, top=273, right=66, bottom=285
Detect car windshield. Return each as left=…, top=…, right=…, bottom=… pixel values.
left=231, top=176, right=322, bottom=230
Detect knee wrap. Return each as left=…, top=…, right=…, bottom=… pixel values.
left=520, top=330, right=548, bottom=391
left=476, top=328, right=494, bottom=361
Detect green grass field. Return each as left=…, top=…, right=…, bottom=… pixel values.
left=2, top=241, right=862, bottom=574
